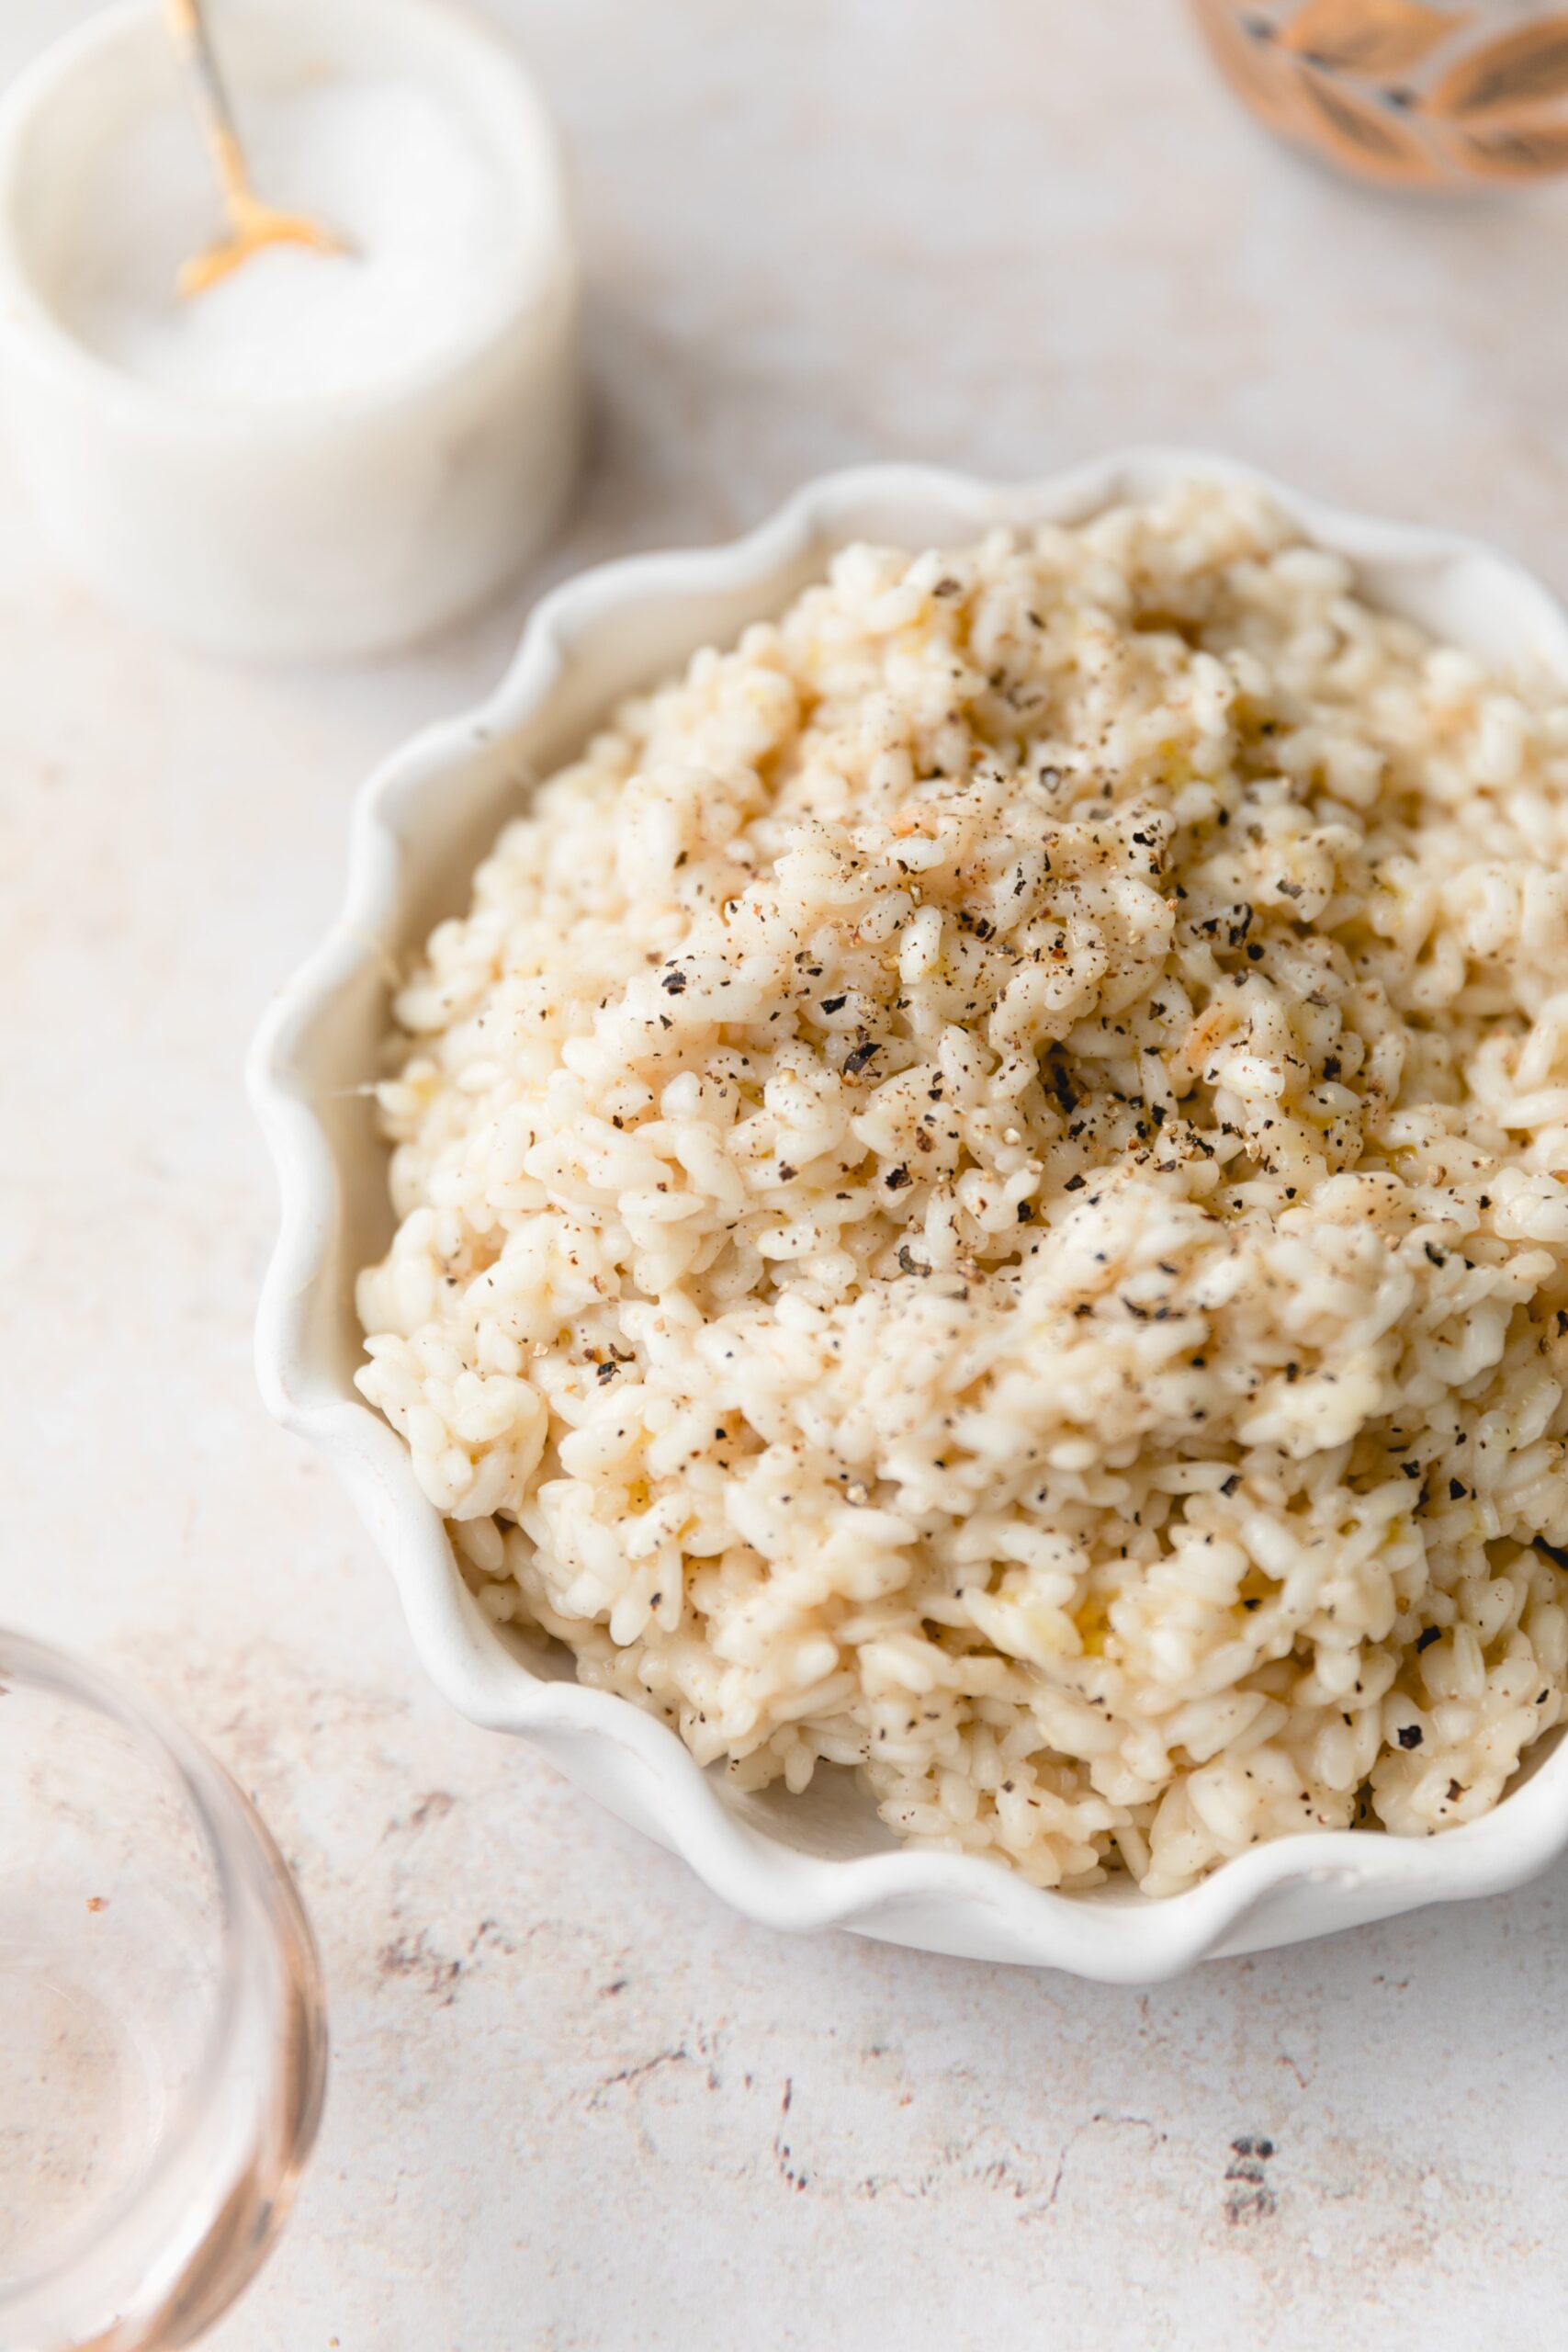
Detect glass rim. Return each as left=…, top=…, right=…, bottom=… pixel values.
left=0, top=1627, right=254, bottom=2315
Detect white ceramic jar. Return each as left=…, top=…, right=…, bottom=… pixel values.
left=0, top=0, right=581, bottom=661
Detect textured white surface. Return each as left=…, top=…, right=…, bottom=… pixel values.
left=6, top=1, right=1568, bottom=2343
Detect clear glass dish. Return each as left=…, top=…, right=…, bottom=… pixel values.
left=0, top=1631, right=327, bottom=2351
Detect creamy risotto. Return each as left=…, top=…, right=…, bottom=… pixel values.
left=356, top=481, right=1568, bottom=1896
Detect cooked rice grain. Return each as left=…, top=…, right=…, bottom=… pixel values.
left=357, top=481, right=1568, bottom=1895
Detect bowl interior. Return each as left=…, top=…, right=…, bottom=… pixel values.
left=0, top=0, right=561, bottom=335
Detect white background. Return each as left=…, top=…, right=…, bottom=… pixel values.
left=4, top=4, right=1568, bottom=2346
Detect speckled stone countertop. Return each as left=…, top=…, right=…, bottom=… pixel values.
left=5, top=3, right=1568, bottom=2345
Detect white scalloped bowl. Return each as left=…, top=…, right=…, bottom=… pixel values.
left=250, top=449, right=1568, bottom=1980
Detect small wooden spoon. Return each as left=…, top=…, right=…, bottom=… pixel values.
left=164, top=0, right=346, bottom=298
